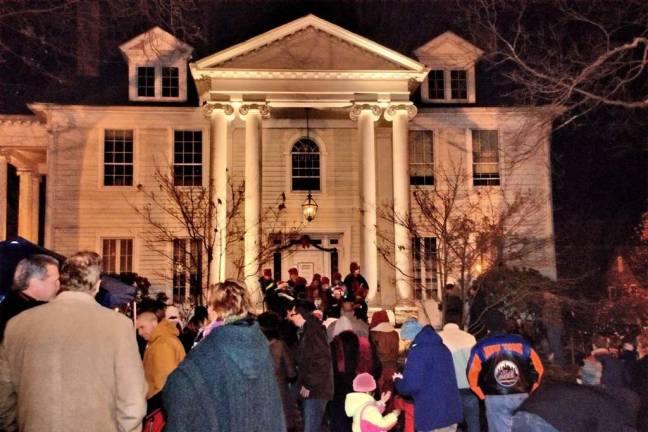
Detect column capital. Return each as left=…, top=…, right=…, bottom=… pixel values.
left=238, top=103, right=271, bottom=120
left=202, top=102, right=235, bottom=119
left=349, top=103, right=383, bottom=122
left=384, top=103, right=418, bottom=121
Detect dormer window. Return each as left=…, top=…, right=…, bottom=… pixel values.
left=119, top=27, right=193, bottom=102
left=414, top=31, right=484, bottom=104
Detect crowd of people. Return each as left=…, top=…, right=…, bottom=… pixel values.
left=1, top=254, right=648, bottom=431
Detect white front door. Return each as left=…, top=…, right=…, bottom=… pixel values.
left=280, top=234, right=342, bottom=282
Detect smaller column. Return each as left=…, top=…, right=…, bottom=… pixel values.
left=385, top=104, right=418, bottom=305
left=17, top=169, right=36, bottom=242
left=31, top=174, right=40, bottom=243
left=239, top=103, right=270, bottom=307
left=350, top=103, right=382, bottom=302
left=0, top=155, right=7, bottom=240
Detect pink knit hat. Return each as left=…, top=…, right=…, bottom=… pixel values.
left=352, top=373, right=376, bottom=392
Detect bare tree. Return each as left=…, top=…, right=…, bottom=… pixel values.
left=460, top=0, right=648, bottom=126
left=129, top=166, right=301, bottom=306
left=378, top=161, right=548, bottom=324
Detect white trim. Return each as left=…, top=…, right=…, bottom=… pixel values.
left=168, top=126, right=209, bottom=188
left=283, top=131, right=327, bottom=196
left=195, top=14, right=427, bottom=72
left=467, top=128, right=502, bottom=190
left=129, top=63, right=188, bottom=102
left=414, top=31, right=484, bottom=60
left=98, top=236, right=137, bottom=274
left=192, top=68, right=428, bottom=81
left=421, top=68, right=475, bottom=104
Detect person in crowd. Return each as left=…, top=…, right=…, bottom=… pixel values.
left=392, top=318, right=423, bottom=432
left=286, top=299, right=333, bottom=432
left=288, top=268, right=308, bottom=299
left=163, top=280, right=284, bottom=432
left=258, top=312, right=299, bottom=432
left=370, top=310, right=399, bottom=394
left=631, top=333, right=648, bottom=431
left=136, top=304, right=185, bottom=410
left=322, top=276, right=331, bottom=291
left=1, top=251, right=147, bottom=432
left=541, top=291, right=565, bottom=365
left=467, top=285, right=487, bottom=340
left=394, top=319, right=462, bottom=432
left=179, top=315, right=202, bottom=353
left=345, top=373, right=400, bottom=432
left=329, top=329, right=382, bottom=432
left=439, top=317, right=479, bottom=432
left=511, top=380, right=640, bottom=432
left=0, top=254, right=60, bottom=342
left=467, top=310, right=544, bottom=432
left=165, top=304, right=183, bottom=331
left=343, top=262, right=368, bottom=298
left=590, top=334, right=632, bottom=389
left=328, top=292, right=369, bottom=342
left=440, top=284, right=463, bottom=326
left=260, top=268, right=276, bottom=295
left=325, top=276, right=345, bottom=319
left=306, top=281, right=328, bottom=313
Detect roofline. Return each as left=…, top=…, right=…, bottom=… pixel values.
left=194, top=14, right=427, bottom=72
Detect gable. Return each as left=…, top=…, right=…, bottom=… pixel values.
left=215, top=26, right=404, bottom=70
left=120, top=26, right=193, bottom=62
left=195, top=14, right=426, bottom=73
left=414, top=31, right=483, bottom=64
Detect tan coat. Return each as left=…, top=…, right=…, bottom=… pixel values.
left=2, top=291, right=147, bottom=432
left=143, top=319, right=185, bottom=399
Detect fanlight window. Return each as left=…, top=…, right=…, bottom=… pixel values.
left=291, top=138, right=320, bottom=191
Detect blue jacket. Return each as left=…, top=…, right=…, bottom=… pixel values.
left=163, top=318, right=286, bottom=432
left=394, top=325, right=463, bottom=430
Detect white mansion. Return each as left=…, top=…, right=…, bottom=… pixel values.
left=0, top=15, right=556, bottom=309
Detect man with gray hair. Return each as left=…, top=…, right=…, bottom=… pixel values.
left=1, top=251, right=147, bottom=432
left=0, top=254, right=60, bottom=342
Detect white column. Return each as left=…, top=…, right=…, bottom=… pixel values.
left=31, top=174, right=40, bottom=243
left=0, top=155, right=7, bottom=240
left=350, top=104, right=382, bottom=301
left=17, top=169, right=36, bottom=242
left=204, top=103, right=234, bottom=285
left=385, top=104, right=418, bottom=304
left=240, top=103, right=270, bottom=306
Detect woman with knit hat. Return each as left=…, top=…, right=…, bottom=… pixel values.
left=345, top=372, right=400, bottom=432
left=370, top=310, right=400, bottom=394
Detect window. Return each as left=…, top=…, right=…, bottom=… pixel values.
left=428, top=70, right=445, bottom=100
left=291, top=138, right=320, bottom=191
left=451, top=70, right=468, bottom=99
left=162, top=67, right=179, bottom=97
left=409, top=130, right=434, bottom=186
left=173, top=130, right=202, bottom=186
left=173, top=239, right=202, bottom=303
left=102, top=239, right=133, bottom=273
left=412, top=237, right=437, bottom=300
left=137, top=67, right=155, bottom=97
left=104, top=130, right=133, bottom=186
left=472, top=130, right=500, bottom=186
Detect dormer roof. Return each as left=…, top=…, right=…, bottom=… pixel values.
left=119, top=26, right=193, bottom=63
left=414, top=31, right=484, bottom=65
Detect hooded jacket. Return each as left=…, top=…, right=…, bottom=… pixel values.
left=143, top=318, right=185, bottom=399
left=297, top=315, right=334, bottom=400
left=344, top=392, right=399, bottom=432
left=162, top=318, right=285, bottom=432
left=394, top=326, right=462, bottom=430
left=466, top=332, right=544, bottom=399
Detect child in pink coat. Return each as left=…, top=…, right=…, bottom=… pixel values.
left=344, top=373, right=400, bottom=432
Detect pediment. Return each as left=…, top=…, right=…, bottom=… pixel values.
left=119, top=26, right=193, bottom=62
left=195, top=15, right=426, bottom=72
left=414, top=31, right=484, bottom=63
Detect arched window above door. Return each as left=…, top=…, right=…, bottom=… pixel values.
left=291, top=138, right=320, bottom=191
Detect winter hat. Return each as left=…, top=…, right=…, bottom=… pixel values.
left=321, top=276, right=330, bottom=285
left=288, top=267, right=298, bottom=276
left=312, top=273, right=321, bottom=281
left=353, top=373, right=376, bottom=392
left=400, top=318, right=423, bottom=341
left=263, top=268, right=272, bottom=277
left=485, top=310, right=507, bottom=333
left=350, top=262, right=360, bottom=272
left=333, top=272, right=343, bottom=282
left=370, top=309, right=389, bottom=329
left=165, top=305, right=182, bottom=326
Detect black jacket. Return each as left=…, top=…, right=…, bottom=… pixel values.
left=297, top=315, right=334, bottom=400
left=0, top=291, right=44, bottom=342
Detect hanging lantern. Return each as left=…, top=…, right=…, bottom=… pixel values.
left=302, top=192, right=318, bottom=222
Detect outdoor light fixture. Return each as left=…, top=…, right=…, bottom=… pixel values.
left=302, top=192, right=318, bottom=222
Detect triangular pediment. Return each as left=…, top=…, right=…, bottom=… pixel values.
left=195, top=15, right=426, bottom=72
left=414, top=31, right=484, bottom=62
left=119, top=26, right=193, bottom=62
